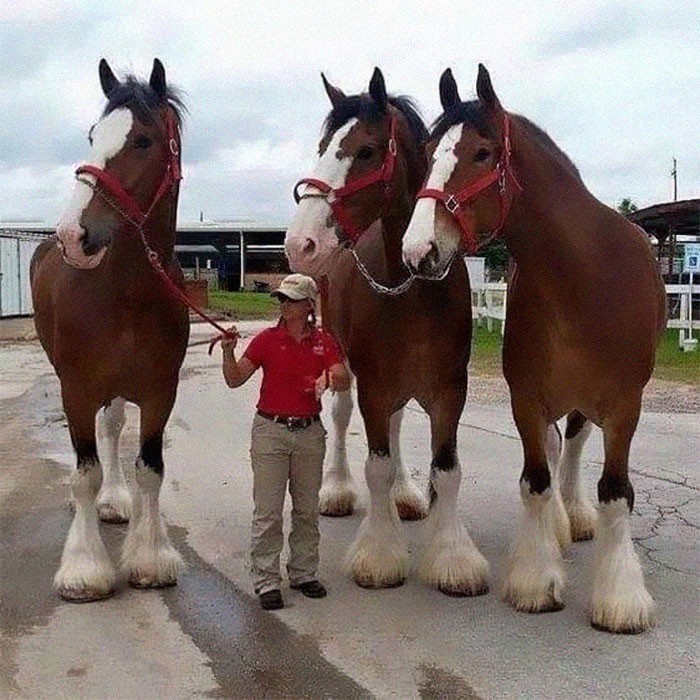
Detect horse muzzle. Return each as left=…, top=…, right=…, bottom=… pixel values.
left=56, top=228, right=108, bottom=270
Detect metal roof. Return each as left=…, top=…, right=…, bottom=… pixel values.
left=628, top=199, right=699, bottom=241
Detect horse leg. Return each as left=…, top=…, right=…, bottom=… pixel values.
left=590, top=399, right=655, bottom=633
left=319, top=384, right=357, bottom=517
left=54, top=386, right=115, bottom=601
left=121, top=389, right=182, bottom=588
left=558, top=410, right=597, bottom=541
left=346, top=395, right=407, bottom=589
left=390, top=408, right=428, bottom=521
left=418, top=393, right=489, bottom=596
left=95, top=397, right=133, bottom=523
left=545, top=422, right=572, bottom=549
left=503, top=397, right=565, bottom=613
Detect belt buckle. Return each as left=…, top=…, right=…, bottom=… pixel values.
left=286, top=417, right=301, bottom=432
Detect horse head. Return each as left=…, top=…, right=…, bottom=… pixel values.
left=403, top=65, right=520, bottom=279
left=285, top=68, right=427, bottom=277
left=56, top=58, right=183, bottom=269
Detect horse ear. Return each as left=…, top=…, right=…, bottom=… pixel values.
left=369, top=67, right=388, bottom=112
left=321, top=73, right=345, bottom=108
left=439, top=68, right=461, bottom=111
left=149, top=58, right=167, bottom=99
left=476, top=63, right=501, bottom=112
left=99, top=59, right=119, bottom=98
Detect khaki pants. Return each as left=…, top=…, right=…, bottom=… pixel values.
left=250, top=413, right=326, bottom=595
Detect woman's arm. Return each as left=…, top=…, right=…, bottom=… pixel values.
left=221, top=328, right=257, bottom=388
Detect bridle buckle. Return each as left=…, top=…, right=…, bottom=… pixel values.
left=445, top=195, right=460, bottom=215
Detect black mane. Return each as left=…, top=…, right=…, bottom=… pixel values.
left=431, top=100, right=580, bottom=180
left=103, top=75, right=186, bottom=125
left=323, top=94, right=428, bottom=147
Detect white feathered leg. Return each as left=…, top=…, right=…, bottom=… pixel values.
left=419, top=464, right=489, bottom=596
left=502, top=481, right=566, bottom=613
left=590, top=499, right=655, bottom=633
left=121, top=459, right=182, bottom=588
left=54, top=460, right=116, bottom=601
left=390, top=408, right=428, bottom=521
left=319, top=388, right=357, bottom=517
left=346, top=453, right=407, bottom=588
left=559, top=419, right=597, bottom=541
left=95, top=398, right=132, bottom=523
left=545, top=423, right=572, bottom=549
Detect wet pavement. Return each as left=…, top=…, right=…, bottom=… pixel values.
left=1, top=319, right=698, bottom=699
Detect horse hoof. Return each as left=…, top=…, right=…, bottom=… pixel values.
left=58, top=587, right=115, bottom=603
left=354, top=577, right=405, bottom=590
left=572, top=530, right=594, bottom=542
left=97, top=505, right=130, bottom=524
left=320, top=506, right=353, bottom=518
left=591, top=620, right=646, bottom=635
left=129, top=576, right=178, bottom=589
left=396, top=503, right=427, bottom=521
left=439, top=583, right=489, bottom=598
left=528, top=600, right=565, bottom=613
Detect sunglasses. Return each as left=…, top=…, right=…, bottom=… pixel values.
left=277, top=294, right=307, bottom=304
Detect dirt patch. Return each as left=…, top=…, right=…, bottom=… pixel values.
left=0, top=317, right=37, bottom=342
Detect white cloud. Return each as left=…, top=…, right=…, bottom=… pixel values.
left=1, top=0, right=698, bottom=224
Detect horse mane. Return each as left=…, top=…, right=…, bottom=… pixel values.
left=102, top=75, right=187, bottom=126
left=431, top=101, right=581, bottom=181
left=322, top=94, right=429, bottom=147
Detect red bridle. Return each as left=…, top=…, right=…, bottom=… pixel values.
left=292, top=115, right=398, bottom=244
left=75, top=108, right=182, bottom=231
left=415, top=114, right=522, bottom=254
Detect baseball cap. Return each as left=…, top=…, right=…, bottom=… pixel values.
left=271, top=273, right=318, bottom=303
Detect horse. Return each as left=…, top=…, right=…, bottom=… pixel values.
left=402, top=65, right=666, bottom=633
left=30, top=59, right=189, bottom=601
left=285, top=68, right=489, bottom=596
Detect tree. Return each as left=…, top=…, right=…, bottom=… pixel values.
left=617, top=198, right=638, bottom=216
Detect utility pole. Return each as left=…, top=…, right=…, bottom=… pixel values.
left=671, top=157, right=678, bottom=202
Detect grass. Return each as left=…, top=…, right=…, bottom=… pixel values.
left=209, top=290, right=279, bottom=320
left=207, top=293, right=700, bottom=385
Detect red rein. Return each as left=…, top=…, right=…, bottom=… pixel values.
left=416, top=114, right=522, bottom=254
left=293, top=115, right=398, bottom=244
left=74, top=109, right=238, bottom=346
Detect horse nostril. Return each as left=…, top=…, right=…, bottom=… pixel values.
left=425, top=241, right=439, bottom=266
left=80, top=230, right=101, bottom=257
left=302, top=238, right=316, bottom=255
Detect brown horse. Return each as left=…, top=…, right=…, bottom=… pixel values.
left=285, top=69, right=489, bottom=596
left=30, top=59, right=189, bottom=601
left=403, top=65, right=666, bottom=632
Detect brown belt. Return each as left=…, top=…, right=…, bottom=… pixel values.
left=257, top=410, right=321, bottom=432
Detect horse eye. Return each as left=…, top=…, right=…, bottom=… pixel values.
left=134, top=135, right=152, bottom=149
left=357, top=146, right=374, bottom=160
left=475, top=148, right=491, bottom=162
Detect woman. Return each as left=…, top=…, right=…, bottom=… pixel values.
left=221, top=273, right=350, bottom=610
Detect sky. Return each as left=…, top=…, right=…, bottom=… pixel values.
left=1, top=0, right=698, bottom=228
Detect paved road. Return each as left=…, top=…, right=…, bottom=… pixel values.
left=1, top=320, right=698, bottom=699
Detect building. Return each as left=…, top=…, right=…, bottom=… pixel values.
left=628, top=198, right=700, bottom=280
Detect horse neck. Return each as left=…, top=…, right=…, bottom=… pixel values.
left=501, top=121, right=596, bottom=276
left=108, top=190, right=179, bottom=284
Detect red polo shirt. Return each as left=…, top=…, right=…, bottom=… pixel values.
left=243, top=325, right=344, bottom=417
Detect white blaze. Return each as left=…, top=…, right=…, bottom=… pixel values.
left=57, top=108, right=133, bottom=267
left=403, top=123, right=462, bottom=269
left=285, top=119, right=358, bottom=274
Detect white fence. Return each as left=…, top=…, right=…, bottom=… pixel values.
left=0, top=233, right=44, bottom=317
left=473, top=282, right=698, bottom=349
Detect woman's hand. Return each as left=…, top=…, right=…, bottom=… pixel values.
left=220, top=326, right=239, bottom=354
left=314, top=371, right=329, bottom=400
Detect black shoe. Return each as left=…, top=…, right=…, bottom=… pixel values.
left=291, top=580, right=327, bottom=598
left=259, top=590, right=284, bottom=610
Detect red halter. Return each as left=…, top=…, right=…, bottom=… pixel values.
left=75, top=108, right=182, bottom=229
left=292, top=115, right=398, bottom=244
left=415, top=114, right=521, bottom=254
